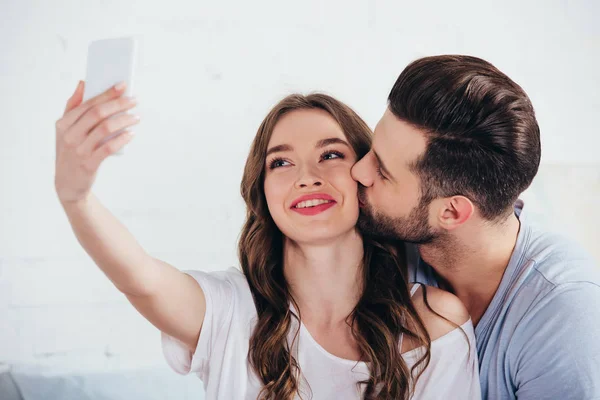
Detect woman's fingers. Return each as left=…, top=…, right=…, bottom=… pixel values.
left=58, top=81, right=127, bottom=136
left=87, top=130, right=136, bottom=171
left=54, top=81, right=139, bottom=204
left=78, top=111, right=140, bottom=155
left=63, top=81, right=85, bottom=114
left=64, top=95, right=138, bottom=150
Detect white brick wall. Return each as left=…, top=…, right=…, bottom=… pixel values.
left=1, top=0, right=598, bottom=372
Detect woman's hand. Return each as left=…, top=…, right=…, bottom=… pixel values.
left=54, top=81, right=139, bottom=205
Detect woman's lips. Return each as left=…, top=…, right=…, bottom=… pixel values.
left=291, top=201, right=336, bottom=215
left=291, top=193, right=337, bottom=216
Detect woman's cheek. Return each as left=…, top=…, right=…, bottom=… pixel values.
left=264, top=172, right=291, bottom=205
left=326, top=165, right=357, bottom=191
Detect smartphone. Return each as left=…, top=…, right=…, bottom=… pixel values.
left=83, top=36, right=138, bottom=154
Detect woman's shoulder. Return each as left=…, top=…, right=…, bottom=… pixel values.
left=411, top=284, right=471, bottom=341
left=186, top=266, right=246, bottom=285
left=185, top=267, right=255, bottom=311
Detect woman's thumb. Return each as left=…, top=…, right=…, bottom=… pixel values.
left=64, top=81, right=85, bottom=114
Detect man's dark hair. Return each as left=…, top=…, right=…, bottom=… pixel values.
left=388, top=55, right=541, bottom=221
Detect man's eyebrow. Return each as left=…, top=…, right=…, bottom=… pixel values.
left=266, top=144, right=293, bottom=157
left=373, top=150, right=396, bottom=182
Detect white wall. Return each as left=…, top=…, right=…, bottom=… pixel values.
left=1, top=0, right=598, bottom=371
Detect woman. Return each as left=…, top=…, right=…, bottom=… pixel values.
left=54, top=81, right=480, bottom=399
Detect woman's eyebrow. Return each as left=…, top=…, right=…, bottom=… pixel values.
left=266, top=144, right=293, bottom=157
left=315, top=137, right=350, bottom=149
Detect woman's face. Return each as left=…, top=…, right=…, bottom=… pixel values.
left=263, top=108, right=360, bottom=244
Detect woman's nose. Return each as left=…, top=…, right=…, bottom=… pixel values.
left=294, top=166, right=323, bottom=189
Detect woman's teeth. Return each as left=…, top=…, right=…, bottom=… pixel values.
left=295, top=199, right=332, bottom=209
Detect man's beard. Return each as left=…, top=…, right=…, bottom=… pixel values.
left=357, top=187, right=438, bottom=245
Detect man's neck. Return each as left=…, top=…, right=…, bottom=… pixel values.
left=419, top=214, right=521, bottom=326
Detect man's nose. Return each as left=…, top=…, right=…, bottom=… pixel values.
left=351, top=155, right=374, bottom=187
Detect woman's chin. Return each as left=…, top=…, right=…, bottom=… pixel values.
left=284, top=224, right=360, bottom=246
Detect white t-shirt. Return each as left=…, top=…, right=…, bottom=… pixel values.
left=161, top=268, right=481, bottom=399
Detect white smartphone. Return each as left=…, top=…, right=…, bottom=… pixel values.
left=83, top=36, right=138, bottom=154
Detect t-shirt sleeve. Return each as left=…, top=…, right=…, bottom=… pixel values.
left=511, top=282, right=600, bottom=400
left=160, top=269, right=235, bottom=377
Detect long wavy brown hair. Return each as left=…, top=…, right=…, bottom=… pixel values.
left=238, top=94, right=431, bottom=399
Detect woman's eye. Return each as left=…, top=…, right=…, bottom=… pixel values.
left=269, top=158, right=290, bottom=169
left=322, top=151, right=344, bottom=161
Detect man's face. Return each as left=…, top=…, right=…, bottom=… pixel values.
left=351, top=109, right=438, bottom=244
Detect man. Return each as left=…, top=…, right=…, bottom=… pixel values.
left=352, top=55, right=600, bottom=399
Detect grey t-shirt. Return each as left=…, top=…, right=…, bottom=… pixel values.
left=408, top=200, right=600, bottom=400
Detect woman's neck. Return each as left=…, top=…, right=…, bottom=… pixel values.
left=283, top=229, right=364, bottom=328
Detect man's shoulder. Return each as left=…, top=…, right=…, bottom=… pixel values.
left=510, top=276, right=600, bottom=358
left=522, top=220, right=600, bottom=287
left=513, top=225, right=600, bottom=338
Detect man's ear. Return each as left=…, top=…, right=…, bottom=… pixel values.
left=436, top=196, right=475, bottom=230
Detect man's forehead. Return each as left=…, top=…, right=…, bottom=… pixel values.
left=374, top=109, right=428, bottom=167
